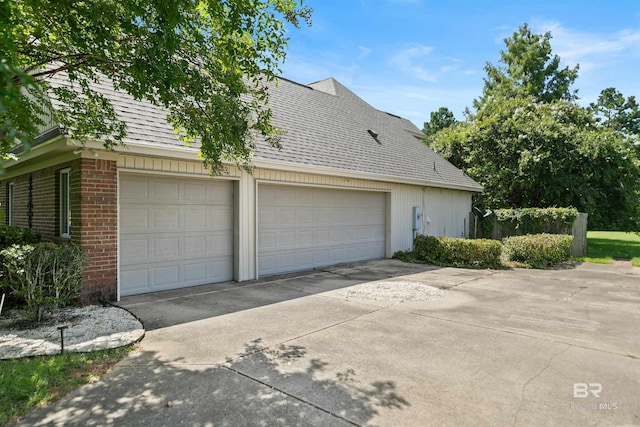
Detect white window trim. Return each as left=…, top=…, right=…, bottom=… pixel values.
left=7, top=182, right=14, bottom=226
left=60, top=168, right=71, bottom=238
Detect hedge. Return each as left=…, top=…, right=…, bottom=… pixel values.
left=490, top=207, right=579, bottom=238
left=502, top=233, right=573, bottom=268
left=413, top=235, right=503, bottom=269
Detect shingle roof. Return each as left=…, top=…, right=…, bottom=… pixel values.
left=45, top=74, right=482, bottom=191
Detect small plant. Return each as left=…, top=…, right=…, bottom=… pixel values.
left=502, top=234, right=573, bottom=268
left=1, top=243, right=88, bottom=319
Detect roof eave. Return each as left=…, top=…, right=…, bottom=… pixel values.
left=252, top=159, right=484, bottom=193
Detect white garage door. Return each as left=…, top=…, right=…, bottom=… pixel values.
left=258, top=184, right=386, bottom=276
left=119, top=175, right=234, bottom=296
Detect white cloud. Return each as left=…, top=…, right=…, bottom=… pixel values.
left=533, top=21, right=640, bottom=68
left=389, top=44, right=439, bottom=82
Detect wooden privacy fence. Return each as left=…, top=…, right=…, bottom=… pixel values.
left=569, top=213, right=588, bottom=257
left=470, top=212, right=588, bottom=257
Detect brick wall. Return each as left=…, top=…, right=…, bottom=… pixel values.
left=1, top=163, right=69, bottom=238
left=0, top=157, right=118, bottom=304
left=77, top=158, right=118, bottom=303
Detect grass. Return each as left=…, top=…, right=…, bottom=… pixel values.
left=573, top=231, right=640, bottom=265
left=0, top=345, right=135, bottom=426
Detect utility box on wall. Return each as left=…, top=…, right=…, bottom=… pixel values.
left=412, top=206, right=423, bottom=231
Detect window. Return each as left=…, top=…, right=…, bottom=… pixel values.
left=7, top=182, right=14, bottom=225
left=60, top=169, right=71, bottom=237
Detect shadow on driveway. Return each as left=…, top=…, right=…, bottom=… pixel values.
left=120, top=259, right=440, bottom=331
left=14, top=340, right=410, bottom=427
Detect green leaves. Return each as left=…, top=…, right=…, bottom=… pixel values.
left=476, top=23, right=578, bottom=109
left=1, top=0, right=312, bottom=173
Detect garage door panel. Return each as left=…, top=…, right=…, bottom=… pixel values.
left=258, top=185, right=385, bottom=276
left=120, top=176, right=149, bottom=200
left=153, top=237, right=181, bottom=257
left=121, top=208, right=149, bottom=231
left=153, top=210, right=180, bottom=228
left=151, top=181, right=180, bottom=201
left=120, top=175, right=234, bottom=296
left=183, top=209, right=207, bottom=228
left=206, top=208, right=234, bottom=230
left=154, top=265, right=179, bottom=286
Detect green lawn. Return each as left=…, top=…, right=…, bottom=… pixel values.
left=0, top=345, right=134, bottom=426
left=573, top=231, right=640, bottom=265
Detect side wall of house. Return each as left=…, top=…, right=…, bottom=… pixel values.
left=0, top=155, right=118, bottom=304
left=118, top=154, right=473, bottom=282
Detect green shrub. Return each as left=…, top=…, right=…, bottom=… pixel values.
left=494, top=207, right=578, bottom=236
left=413, top=235, right=503, bottom=269
left=502, top=234, right=573, bottom=268
left=392, top=250, right=419, bottom=263
left=0, top=225, right=42, bottom=249
left=1, top=243, right=88, bottom=318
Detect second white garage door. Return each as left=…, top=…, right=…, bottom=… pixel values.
left=119, top=175, right=234, bottom=296
left=258, top=184, right=386, bottom=276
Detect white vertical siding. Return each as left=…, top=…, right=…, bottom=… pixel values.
left=390, top=184, right=472, bottom=252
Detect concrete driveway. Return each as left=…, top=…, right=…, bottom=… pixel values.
left=14, top=260, right=640, bottom=426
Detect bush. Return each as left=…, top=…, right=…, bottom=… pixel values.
left=494, top=207, right=579, bottom=236
left=0, top=225, right=42, bottom=249
left=413, top=235, right=503, bottom=269
left=502, top=234, right=573, bottom=268
left=1, top=242, right=88, bottom=319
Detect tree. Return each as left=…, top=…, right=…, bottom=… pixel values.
left=589, top=87, right=640, bottom=136
left=475, top=23, right=579, bottom=109
left=0, top=0, right=312, bottom=172
left=426, top=23, right=640, bottom=231
left=430, top=96, right=640, bottom=230
left=422, top=107, right=457, bottom=141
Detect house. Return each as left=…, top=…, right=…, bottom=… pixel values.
left=0, top=76, right=483, bottom=302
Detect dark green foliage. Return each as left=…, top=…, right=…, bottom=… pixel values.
left=589, top=87, right=640, bottom=136
left=494, top=207, right=578, bottom=236
left=426, top=24, right=640, bottom=232
left=413, top=235, right=503, bottom=269
left=1, top=242, right=88, bottom=318
left=431, top=97, right=640, bottom=231
left=476, top=23, right=578, bottom=108
left=392, top=250, right=419, bottom=263
left=502, top=234, right=573, bottom=268
left=422, top=107, right=458, bottom=142
left=1, top=0, right=312, bottom=172
left=0, top=225, right=42, bottom=249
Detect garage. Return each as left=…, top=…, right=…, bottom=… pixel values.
left=258, top=184, right=386, bottom=276
left=119, top=174, right=234, bottom=296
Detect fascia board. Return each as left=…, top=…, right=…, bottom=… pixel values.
left=252, top=159, right=484, bottom=193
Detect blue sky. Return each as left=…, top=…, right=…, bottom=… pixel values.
left=280, top=0, right=640, bottom=128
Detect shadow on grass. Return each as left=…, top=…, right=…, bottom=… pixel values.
left=12, top=340, right=410, bottom=426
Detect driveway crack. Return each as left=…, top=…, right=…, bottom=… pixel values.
left=220, top=364, right=362, bottom=426
left=512, top=345, right=570, bottom=426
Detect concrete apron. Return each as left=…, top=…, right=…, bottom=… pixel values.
left=13, top=260, right=640, bottom=427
